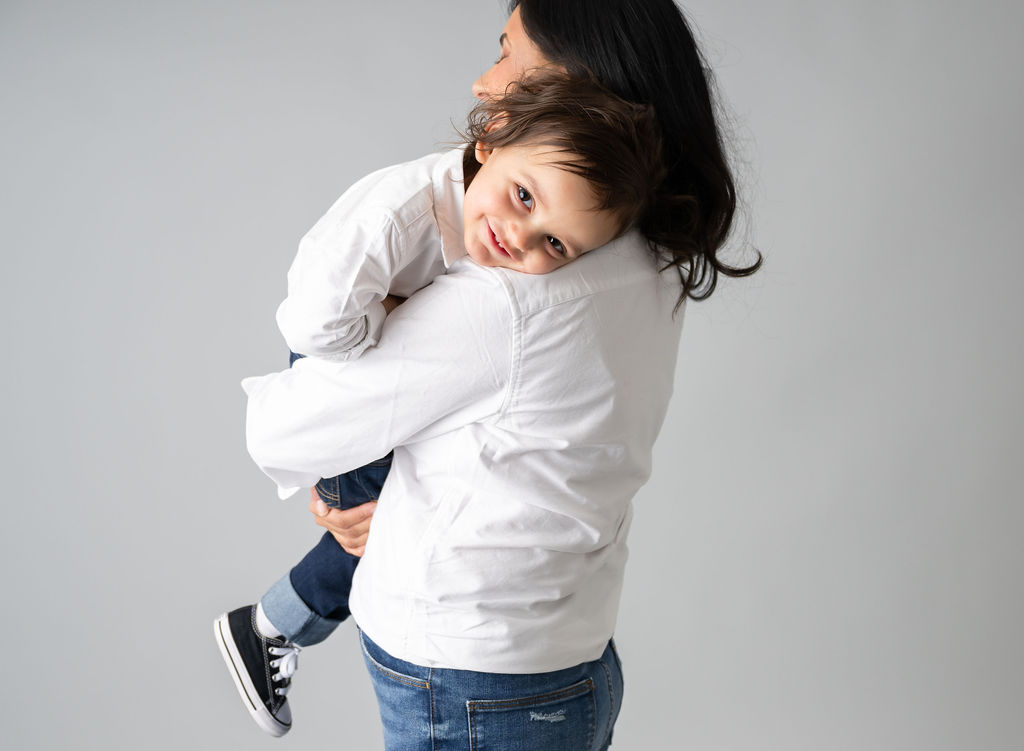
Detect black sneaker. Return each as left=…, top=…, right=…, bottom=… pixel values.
left=214, top=605, right=300, bottom=737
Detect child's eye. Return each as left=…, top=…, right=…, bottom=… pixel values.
left=516, top=185, right=534, bottom=209
left=547, top=236, right=566, bottom=256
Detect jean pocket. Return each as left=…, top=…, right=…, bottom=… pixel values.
left=359, top=631, right=430, bottom=690
left=467, top=678, right=596, bottom=751
left=359, top=631, right=433, bottom=750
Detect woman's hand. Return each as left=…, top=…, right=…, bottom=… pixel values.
left=304, top=292, right=397, bottom=555
left=309, top=489, right=377, bottom=557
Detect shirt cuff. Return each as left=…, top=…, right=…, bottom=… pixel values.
left=240, top=374, right=311, bottom=500
left=304, top=301, right=388, bottom=362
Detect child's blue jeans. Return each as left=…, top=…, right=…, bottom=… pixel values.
left=259, top=352, right=393, bottom=646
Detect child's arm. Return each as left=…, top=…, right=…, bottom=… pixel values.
left=275, top=205, right=406, bottom=362
left=275, top=153, right=458, bottom=363
left=243, top=267, right=510, bottom=498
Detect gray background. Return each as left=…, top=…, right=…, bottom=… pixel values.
left=3, top=0, right=1022, bottom=748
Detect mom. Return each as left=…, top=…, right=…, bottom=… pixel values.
left=248, top=1, right=758, bottom=748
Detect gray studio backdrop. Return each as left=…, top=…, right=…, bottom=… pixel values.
left=2, top=0, right=1021, bottom=748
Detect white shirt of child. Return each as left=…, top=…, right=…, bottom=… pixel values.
left=275, top=148, right=467, bottom=361
left=243, top=186, right=686, bottom=673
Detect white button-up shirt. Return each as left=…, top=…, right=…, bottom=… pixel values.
left=243, top=158, right=685, bottom=674
left=275, top=148, right=466, bottom=361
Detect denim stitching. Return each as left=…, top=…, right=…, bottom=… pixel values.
left=468, top=679, right=595, bottom=750
left=315, top=480, right=340, bottom=503
left=466, top=678, right=593, bottom=711
left=610, top=646, right=623, bottom=696
left=360, top=631, right=430, bottom=690
left=366, top=654, right=429, bottom=689
left=587, top=685, right=597, bottom=750
left=429, top=668, right=436, bottom=751
left=597, top=658, right=615, bottom=748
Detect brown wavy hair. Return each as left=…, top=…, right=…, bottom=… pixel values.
left=509, top=0, right=762, bottom=306
left=463, top=72, right=665, bottom=240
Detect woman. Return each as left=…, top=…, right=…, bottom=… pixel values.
left=248, top=1, right=759, bottom=748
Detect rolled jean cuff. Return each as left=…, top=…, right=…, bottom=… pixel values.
left=260, top=572, right=343, bottom=647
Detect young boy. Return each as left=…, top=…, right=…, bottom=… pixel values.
left=215, top=72, right=664, bottom=736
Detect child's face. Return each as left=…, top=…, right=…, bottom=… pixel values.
left=462, top=143, right=621, bottom=275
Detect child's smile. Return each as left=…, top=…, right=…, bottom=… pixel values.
left=462, top=143, right=621, bottom=275
left=486, top=220, right=514, bottom=259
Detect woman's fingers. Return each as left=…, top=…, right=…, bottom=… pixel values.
left=309, top=490, right=331, bottom=519
left=324, top=504, right=376, bottom=556
left=311, top=494, right=332, bottom=518
left=333, top=537, right=366, bottom=558
left=308, top=489, right=377, bottom=556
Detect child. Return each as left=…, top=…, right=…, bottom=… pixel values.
left=214, top=72, right=664, bottom=736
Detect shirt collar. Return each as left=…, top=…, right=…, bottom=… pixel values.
left=431, top=147, right=469, bottom=268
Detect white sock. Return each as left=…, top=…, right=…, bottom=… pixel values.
left=255, top=601, right=283, bottom=639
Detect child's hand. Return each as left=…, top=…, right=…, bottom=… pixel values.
left=309, top=489, right=377, bottom=557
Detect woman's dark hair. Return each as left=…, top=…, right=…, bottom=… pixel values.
left=464, top=72, right=665, bottom=238
left=509, top=0, right=761, bottom=305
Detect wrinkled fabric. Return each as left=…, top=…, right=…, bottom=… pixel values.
left=244, top=227, right=684, bottom=673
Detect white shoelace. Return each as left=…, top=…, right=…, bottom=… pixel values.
left=269, top=644, right=301, bottom=696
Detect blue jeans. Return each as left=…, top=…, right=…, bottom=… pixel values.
left=360, top=630, right=624, bottom=750
left=260, top=352, right=392, bottom=646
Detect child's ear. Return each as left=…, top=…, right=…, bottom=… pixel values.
left=474, top=141, right=492, bottom=165
left=475, top=111, right=508, bottom=164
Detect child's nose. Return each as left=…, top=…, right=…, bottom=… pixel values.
left=504, top=222, right=530, bottom=255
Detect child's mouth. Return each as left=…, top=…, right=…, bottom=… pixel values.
left=488, top=222, right=511, bottom=257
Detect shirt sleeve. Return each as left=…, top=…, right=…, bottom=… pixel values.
left=242, top=265, right=512, bottom=498
left=275, top=203, right=400, bottom=362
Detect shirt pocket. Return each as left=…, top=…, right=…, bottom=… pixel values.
left=467, top=678, right=596, bottom=751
